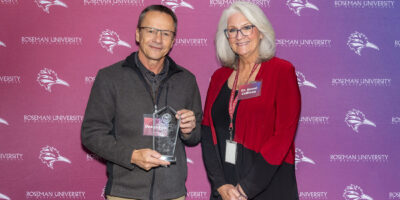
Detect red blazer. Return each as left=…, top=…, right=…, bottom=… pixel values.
left=202, top=57, right=301, bottom=165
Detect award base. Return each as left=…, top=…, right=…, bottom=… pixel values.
left=160, top=155, right=176, bottom=163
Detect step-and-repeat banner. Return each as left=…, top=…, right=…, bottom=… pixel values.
left=1, top=0, right=399, bottom=199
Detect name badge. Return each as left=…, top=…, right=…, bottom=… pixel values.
left=143, top=114, right=168, bottom=137
left=237, top=81, right=262, bottom=100
left=225, top=140, right=237, bottom=165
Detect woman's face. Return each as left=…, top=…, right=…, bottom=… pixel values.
left=226, top=12, right=262, bottom=60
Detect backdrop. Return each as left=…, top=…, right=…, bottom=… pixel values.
left=1, top=0, right=399, bottom=199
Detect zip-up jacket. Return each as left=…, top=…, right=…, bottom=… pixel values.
left=81, top=52, right=202, bottom=200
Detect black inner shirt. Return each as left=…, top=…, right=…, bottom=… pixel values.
left=211, top=81, right=240, bottom=185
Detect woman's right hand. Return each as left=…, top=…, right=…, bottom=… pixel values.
left=217, top=184, right=241, bottom=200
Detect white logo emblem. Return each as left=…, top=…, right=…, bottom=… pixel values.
left=295, top=148, right=315, bottom=169
left=99, top=29, right=131, bottom=54
left=0, top=41, right=6, bottom=47
left=101, top=186, right=106, bottom=199
left=161, top=113, right=172, bottom=124
left=187, top=157, right=193, bottom=164
left=37, top=68, right=70, bottom=92
left=39, top=146, right=71, bottom=169
left=343, top=184, right=373, bottom=200
left=0, top=117, right=9, bottom=126
left=345, top=109, right=376, bottom=132
left=287, top=0, right=319, bottom=16
left=34, top=0, right=68, bottom=13
left=161, top=0, right=194, bottom=12
left=0, top=193, right=10, bottom=200
left=347, top=32, right=379, bottom=56
left=296, top=71, right=317, bottom=88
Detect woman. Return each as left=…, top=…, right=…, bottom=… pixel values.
left=201, top=2, right=301, bottom=200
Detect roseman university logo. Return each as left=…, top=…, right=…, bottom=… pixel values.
left=0, top=193, right=10, bottom=200
left=37, top=68, right=70, bottom=92
left=0, top=117, right=9, bottom=126
left=295, top=148, right=315, bottom=169
left=345, top=109, right=376, bottom=133
left=39, top=146, right=71, bottom=169
left=347, top=32, right=379, bottom=56
left=0, top=41, right=6, bottom=47
left=296, top=71, right=317, bottom=88
left=161, top=0, right=194, bottom=12
left=99, top=30, right=131, bottom=54
left=34, top=0, right=68, bottom=13
left=343, top=184, right=373, bottom=200
left=287, top=0, right=319, bottom=16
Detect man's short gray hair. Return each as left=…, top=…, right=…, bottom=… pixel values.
left=215, top=1, right=276, bottom=68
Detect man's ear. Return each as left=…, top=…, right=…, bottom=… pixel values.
left=135, top=28, right=140, bottom=43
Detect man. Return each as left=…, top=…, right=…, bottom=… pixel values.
left=81, top=5, right=202, bottom=200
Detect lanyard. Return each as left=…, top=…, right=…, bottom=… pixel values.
left=228, top=62, right=259, bottom=141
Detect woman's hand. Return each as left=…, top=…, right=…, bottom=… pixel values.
left=217, top=184, right=241, bottom=200
left=236, top=184, right=248, bottom=200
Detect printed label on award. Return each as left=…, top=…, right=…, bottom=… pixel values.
left=237, top=81, right=262, bottom=100
left=143, top=114, right=168, bottom=137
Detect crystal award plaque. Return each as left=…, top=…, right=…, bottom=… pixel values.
left=152, top=106, right=181, bottom=163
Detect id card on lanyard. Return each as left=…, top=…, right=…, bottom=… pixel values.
left=225, top=63, right=260, bottom=165
left=225, top=140, right=237, bottom=164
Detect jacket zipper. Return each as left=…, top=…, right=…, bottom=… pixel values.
left=131, top=62, right=179, bottom=200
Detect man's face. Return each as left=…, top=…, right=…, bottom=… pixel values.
left=136, top=11, right=175, bottom=63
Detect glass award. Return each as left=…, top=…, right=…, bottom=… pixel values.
left=152, top=106, right=181, bottom=163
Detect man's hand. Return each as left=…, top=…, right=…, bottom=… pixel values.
left=176, top=109, right=196, bottom=134
left=131, top=149, right=170, bottom=171
left=217, top=184, right=241, bottom=200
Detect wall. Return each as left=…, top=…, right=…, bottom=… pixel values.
left=0, top=0, right=399, bottom=199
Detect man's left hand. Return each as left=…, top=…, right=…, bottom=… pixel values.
left=176, top=109, right=196, bottom=134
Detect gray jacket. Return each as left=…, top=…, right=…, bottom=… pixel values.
left=81, top=52, right=202, bottom=200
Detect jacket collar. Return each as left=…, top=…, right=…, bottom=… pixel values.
left=122, top=52, right=182, bottom=76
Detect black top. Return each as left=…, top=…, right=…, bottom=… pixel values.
left=211, top=82, right=239, bottom=185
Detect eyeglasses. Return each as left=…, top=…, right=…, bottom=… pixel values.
left=139, top=27, right=175, bottom=40
left=224, top=25, right=256, bottom=39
